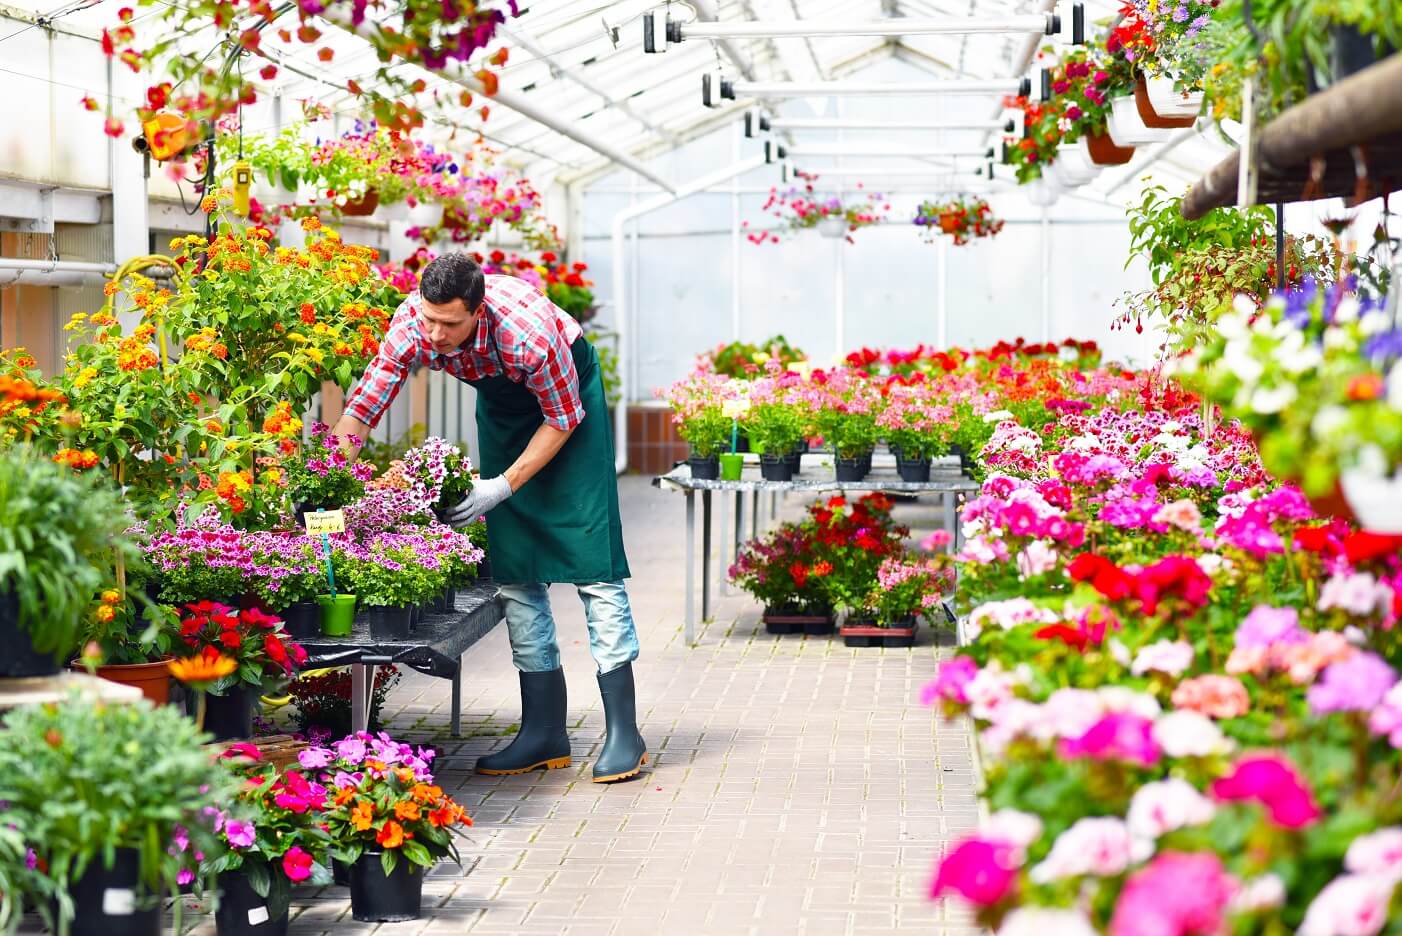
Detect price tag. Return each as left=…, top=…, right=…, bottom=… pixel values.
left=247, top=906, right=270, bottom=925
left=304, top=510, right=346, bottom=535
left=722, top=398, right=751, bottom=418
left=102, top=888, right=135, bottom=916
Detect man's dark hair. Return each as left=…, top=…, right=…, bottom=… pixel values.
left=420, top=252, right=486, bottom=309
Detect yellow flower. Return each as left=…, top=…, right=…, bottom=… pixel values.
left=312, top=323, right=331, bottom=335
left=73, top=367, right=98, bottom=389
left=262, top=467, right=282, bottom=484
left=305, top=348, right=324, bottom=364
left=101, top=589, right=121, bottom=604
left=287, top=333, right=309, bottom=344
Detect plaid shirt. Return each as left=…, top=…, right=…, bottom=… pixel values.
left=343, top=275, right=586, bottom=431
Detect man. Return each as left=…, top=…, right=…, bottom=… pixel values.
left=333, top=252, right=647, bottom=783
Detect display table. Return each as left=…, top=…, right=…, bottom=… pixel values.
left=0, top=671, right=143, bottom=715
left=297, top=581, right=503, bottom=736
left=653, top=453, right=981, bottom=644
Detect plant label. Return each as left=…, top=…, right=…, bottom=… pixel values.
left=102, top=888, right=135, bottom=916
left=247, top=906, right=270, bottom=925
left=304, top=510, right=346, bottom=535
left=722, top=398, right=751, bottom=418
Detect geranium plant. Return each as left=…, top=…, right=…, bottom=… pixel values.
left=284, top=424, right=375, bottom=512
left=172, top=601, right=307, bottom=696
left=806, top=494, right=910, bottom=612
left=729, top=522, right=831, bottom=615
left=866, top=557, right=953, bottom=625
left=660, top=372, right=742, bottom=459
left=287, top=666, right=402, bottom=737
left=877, top=384, right=954, bottom=460
left=700, top=336, right=806, bottom=379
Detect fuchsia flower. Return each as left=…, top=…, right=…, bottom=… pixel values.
left=1059, top=712, right=1161, bottom=767
left=224, top=819, right=256, bottom=849
left=1210, top=753, right=1321, bottom=828
left=282, top=846, right=314, bottom=882
left=1110, top=852, right=1237, bottom=936
left=1308, top=652, right=1397, bottom=714
left=930, top=838, right=1020, bottom=905
left=922, top=656, right=979, bottom=705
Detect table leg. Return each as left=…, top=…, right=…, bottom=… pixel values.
left=450, top=659, right=462, bottom=739
left=351, top=663, right=373, bottom=734
left=944, top=493, right=960, bottom=553
left=685, top=491, right=696, bottom=646
left=750, top=490, right=759, bottom=539
left=719, top=492, right=730, bottom=596
left=701, top=489, right=713, bottom=623
left=733, top=491, right=745, bottom=570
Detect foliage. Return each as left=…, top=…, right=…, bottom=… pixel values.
left=284, top=425, right=374, bottom=511
left=701, top=336, right=806, bottom=380
left=729, top=522, right=829, bottom=614
left=587, top=328, right=623, bottom=408
left=660, top=371, right=742, bottom=458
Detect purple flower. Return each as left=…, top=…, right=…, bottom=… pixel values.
left=1172, top=3, right=1189, bottom=21
left=25, top=848, right=37, bottom=870
left=1309, top=652, right=1398, bottom=714
left=335, top=737, right=367, bottom=764
left=333, top=770, right=364, bottom=789
left=298, top=747, right=334, bottom=770
left=224, top=820, right=256, bottom=849
left=1236, top=605, right=1307, bottom=650
left=177, top=869, right=195, bottom=887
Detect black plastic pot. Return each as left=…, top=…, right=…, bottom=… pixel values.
left=280, top=601, right=322, bottom=640
left=783, top=451, right=801, bottom=475
left=367, top=605, right=412, bottom=641
left=203, top=686, right=258, bottom=742
left=835, top=457, right=867, bottom=483
left=442, top=586, right=456, bottom=613
left=759, top=453, right=793, bottom=482
left=859, top=451, right=873, bottom=475
left=65, top=847, right=161, bottom=936
left=0, top=589, right=60, bottom=678
left=332, top=860, right=351, bottom=887
left=409, top=605, right=422, bottom=630
left=349, top=852, right=426, bottom=922
left=734, top=432, right=751, bottom=454
left=688, top=454, right=720, bottom=481
left=215, top=871, right=289, bottom=936
left=897, top=457, right=932, bottom=483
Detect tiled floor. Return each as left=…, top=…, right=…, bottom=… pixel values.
left=102, top=478, right=981, bottom=935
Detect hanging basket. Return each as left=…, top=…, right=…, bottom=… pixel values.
left=1056, top=141, right=1102, bottom=185
left=1340, top=468, right=1402, bottom=533
left=1023, top=176, right=1061, bottom=207
left=938, top=211, right=962, bottom=235
left=1085, top=131, right=1136, bottom=166
left=816, top=216, right=848, bottom=238
left=1141, top=74, right=1204, bottom=121
left=339, top=189, right=380, bottom=217
left=1134, top=75, right=1198, bottom=129
left=1107, top=95, right=1172, bottom=148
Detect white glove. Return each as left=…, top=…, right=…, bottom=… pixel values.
left=440, top=475, right=514, bottom=527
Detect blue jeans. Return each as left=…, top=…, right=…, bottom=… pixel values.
left=498, top=581, right=640, bottom=675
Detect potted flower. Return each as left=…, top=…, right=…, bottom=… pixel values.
left=171, top=602, right=308, bottom=741
left=915, top=197, right=1005, bottom=246
left=812, top=370, right=883, bottom=482
left=660, top=372, right=741, bottom=480
left=341, top=545, right=420, bottom=640
left=745, top=173, right=889, bottom=244
left=807, top=494, right=909, bottom=614
left=203, top=749, right=333, bottom=936
left=0, top=823, right=52, bottom=934
left=0, top=446, right=140, bottom=678
left=284, top=426, right=376, bottom=522
left=729, top=521, right=835, bottom=634
left=842, top=557, right=952, bottom=648
left=286, top=666, right=402, bottom=737
left=0, top=698, right=238, bottom=936
left=312, top=733, right=473, bottom=922
left=878, top=385, right=954, bottom=482
left=742, top=389, right=807, bottom=483
left=401, top=437, right=474, bottom=517
left=246, top=534, right=326, bottom=639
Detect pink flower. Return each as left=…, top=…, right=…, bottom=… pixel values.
left=930, top=838, right=1020, bottom=905
left=1127, top=779, right=1216, bottom=840
left=1131, top=639, right=1194, bottom=677
left=1059, top=712, right=1161, bottom=767
left=1029, top=816, right=1151, bottom=882
left=1171, top=675, right=1250, bottom=719
left=1235, top=605, right=1307, bottom=650
left=1308, top=652, right=1397, bottom=715
left=1299, top=873, right=1396, bottom=936
left=1345, top=827, right=1402, bottom=880
left=1110, top=851, right=1237, bottom=936
left=920, top=529, right=952, bottom=551
left=224, top=819, right=256, bottom=849
left=282, top=846, right=315, bottom=882
left=922, top=656, right=979, bottom=705
left=1210, top=753, right=1321, bottom=828
left=1152, top=498, right=1203, bottom=532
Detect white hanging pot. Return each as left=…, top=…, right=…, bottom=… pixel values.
left=1340, top=468, right=1402, bottom=533
left=1145, top=74, right=1205, bottom=119
left=1053, top=142, right=1101, bottom=186
left=380, top=200, right=410, bottom=223
left=1107, top=94, right=1172, bottom=148
left=816, top=216, right=849, bottom=238
left=1023, top=175, right=1061, bottom=207
left=407, top=201, right=440, bottom=228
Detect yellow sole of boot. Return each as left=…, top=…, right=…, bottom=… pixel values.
left=476, top=756, right=572, bottom=776
left=592, top=752, right=649, bottom=784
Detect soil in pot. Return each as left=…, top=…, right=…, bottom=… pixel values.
left=759, top=454, right=793, bottom=482
left=202, top=686, right=259, bottom=741
left=688, top=454, right=720, bottom=481
left=214, top=870, right=289, bottom=936
left=367, top=605, right=413, bottom=641
left=835, top=457, right=867, bottom=483
left=280, top=601, right=322, bottom=640
left=64, top=847, right=161, bottom=936
left=349, top=852, right=426, bottom=922
left=0, top=589, right=61, bottom=678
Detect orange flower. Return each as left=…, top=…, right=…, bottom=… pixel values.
left=299, top=303, right=316, bottom=324
left=94, top=604, right=116, bottom=623
left=333, top=787, right=356, bottom=807
left=101, top=589, right=121, bottom=604
left=205, top=419, right=223, bottom=434
left=428, top=806, right=455, bottom=828
left=376, top=820, right=405, bottom=849
left=394, top=801, right=421, bottom=822
left=350, top=800, right=374, bottom=831
left=1348, top=373, right=1384, bottom=401
left=394, top=767, right=415, bottom=784
left=168, top=648, right=237, bottom=685
left=301, top=216, right=322, bottom=232
left=411, top=783, right=442, bottom=804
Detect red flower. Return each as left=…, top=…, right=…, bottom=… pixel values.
left=1066, top=554, right=1134, bottom=602
left=1343, top=531, right=1402, bottom=565
left=281, top=846, right=314, bottom=882
left=1134, top=555, right=1213, bottom=616
left=299, top=303, right=316, bottom=324
left=264, top=635, right=291, bottom=673
left=1033, top=623, right=1091, bottom=652
left=789, top=562, right=809, bottom=588
left=219, top=630, right=242, bottom=650
left=540, top=251, right=557, bottom=263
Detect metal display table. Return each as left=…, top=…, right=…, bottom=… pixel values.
left=653, top=453, right=981, bottom=645
left=297, top=581, right=503, bottom=736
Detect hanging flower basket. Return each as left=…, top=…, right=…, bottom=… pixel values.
left=938, top=211, right=962, bottom=235
left=1053, top=141, right=1101, bottom=185
left=1340, top=468, right=1402, bottom=533
left=816, top=216, right=849, bottom=238
left=1085, top=131, right=1136, bottom=165
left=1107, top=94, right=1172, bottom=148
left=1023, top=176, right=1062, bottom=206
left=1133, top=75, right=1198, bottom=129
left=339, top=189, right=381, bottom=217
left=1139, top=74, right=1204, bottom=122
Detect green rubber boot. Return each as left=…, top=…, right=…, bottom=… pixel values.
left=592, top=663, right=648, bottom=783
left=475, top=668, right=572, bottom=776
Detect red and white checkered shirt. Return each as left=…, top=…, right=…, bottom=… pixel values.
left=343, top=275, right=586, bottom=431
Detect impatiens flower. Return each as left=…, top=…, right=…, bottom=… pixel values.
left=980, top=810, right=1043, bottom=859
left=998, top=908, right=1097, bottom=936
left=1171, top=675, right=1250, bottom=720
left=298, top=747, right=334, bottom=770
left=1152, top=710, right=1230, bottom=758
left=1029, top=817, right=1152, bottom=883
left=1109, top=852, right=1237, bottom=936
left=1308, top=652, right=1397, bottom=714
left=1344, top=827, right=1402, bottom=881
left=224, top=819, right=256, bottom=849
left=1210, top=753, right=1321, bottom=828
left=1298, top=873, right=1396, bottom=936
left=281, top=846, right=314, bottom=882
left=921, top=656, right=979, bottom=705
left=930, top=837, right=1021, bottom=905
left=1229, top=873, right=1286, bottom=912
left=335, top=737, right=367, bottom=765
left=177, top=869, right=195, bottom=886
left=1131, top=639, right=1194, bottom=677
left=1059, top=712, right=1161, bottom=767
left=1127, top=779, right=1216, bottom=840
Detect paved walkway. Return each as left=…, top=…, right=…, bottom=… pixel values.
left=223, top=478, right=977, bottom=934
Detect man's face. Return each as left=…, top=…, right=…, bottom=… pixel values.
left=420, top=297, right=483, bottom=354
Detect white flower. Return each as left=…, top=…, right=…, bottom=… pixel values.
left=1039, top=688, right=1105, bottom=741
left=1017, top=540, right=1059, bottom=578
left=1223, top=343, right=1266, bottom=384
left=982, top=809, right=1044, bottom=860
left=1131, top=639, right=1195, bottom=677
left=1334, top=295, right=1361, bottom=323
left=1313, top=405, right=1351, bottom=438
left=1360, top=309, right=1391, bottom=335
left=1345, top=828, right=1402, bottom=881
left=1298, top=873, right=1396, bottom=936
left=998, top=908, right=1098, bottom=936
left=1230, top=873, right=1286, bottom=913
left=966, top=666, right=1018, bottom=720
left=1249, top=383, right=1298, bottom=414
left=1108, top=638, right=1133, bottom=667
left=1389, top=361, right=1402, bottom=412
left=1127, top=778, right=1216, bottom=840
left=979, top=699, right=1042, bottom=755
left=1153, top=709, right=1231, bottom=758
left=1319, top=571, right=1393, bottom=617
left=983, top=409, right=1015, bottom=423
left=1028, top=817, right=1153, bottom=883
left=1097, top=686, right=1162, bottom=720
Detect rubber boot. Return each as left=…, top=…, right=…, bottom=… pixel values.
left=592, top=662, right=648, bottom=783
left=475, top=668, right=572, bottom=776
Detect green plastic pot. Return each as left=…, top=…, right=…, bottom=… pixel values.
left=719, top=452, right=744, bottom=481
left=318, top=594, right=357, bottom=636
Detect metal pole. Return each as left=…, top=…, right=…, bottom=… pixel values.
left=701, top=490, right=713, bottom=622
left=1276, top=202, right=1286, bottom=289
left=733, top=79, right=1024, bottom=97
left=681, top=14, right=1052, bottom=39
left=685, top=491, right=696, bottom=645
left=770, top=117, right=1009, bottom=131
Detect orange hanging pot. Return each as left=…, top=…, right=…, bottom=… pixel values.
left=938, top=211, right=962, bottom=235
left=1133, top=74, right=1197, bottom=129
left=339, top=189, right=381, bottom=217
left=1085, top=131, right=1136, bottom=165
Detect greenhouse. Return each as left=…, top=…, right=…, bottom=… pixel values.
left=0, top=0, right=1400, bottom=932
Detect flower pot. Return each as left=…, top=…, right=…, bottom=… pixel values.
left=0, top=589, right=61, bottom=678
left=688, top=454, right=720, bottom=481
left=280, top=601, right=322, bottom=640
left=763, top=608, right=835, bottom=636
left=1085, top=131, right=1136, bottom=166
left=1340, top=469, right=1402, bottom=532
left=407, top=201, right=439, bottom=228
left=339, top=189, right=380, bottom=217
left=1133, top=74, right=1197, bottom=129
left=859, top=451, right=873, bottom=475
left=840, top=623, right=916, bottom=648
left=1141, top=74, right=1203, bottom=122
left=783, top=451, right=801, bottom=475
left=938, top=212, right=961, bottom=235
left=442, top=586, right=457, bottom=613
left=759, top=454, right=793, bottom=482
left=816, top=216, right=848, bottom=238
left=333, top=859, right=351, bottom=887
left=1330, top=25, right=1392, bottom=84
left=719, top=453, right=744, bottom=481
left=897, top=456, right=932, bottom=483
left=1107, top=94, right=1171, bottom=148
left=77, top=658, right=173, bottom=706
left=734, top=431, right=751, bottom=454
left=318, top=594, right=357, bottom=637
left=1022, top=176, right=1061, bottom=207
left=834, top=457, right=867, bottom=483
left=1053, top=142, right=1101, bottom=186
left=215, top=870, right=289, bottom=936
left=349, top=852, right=426, bottom=922
left=409, top=604, right=422, bottom=630
left=367, top=605, right=412, bottom=641
left=203, top=686, right=258, bottom=742
left=65, top=847, right=161, bottom=936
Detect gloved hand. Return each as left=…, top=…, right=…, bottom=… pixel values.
left=440, top=474, right=514, bottom=527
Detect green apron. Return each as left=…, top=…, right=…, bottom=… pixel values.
left=469, top=336, right=631, bottom=585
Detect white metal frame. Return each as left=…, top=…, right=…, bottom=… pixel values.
left=659, top=13, right=1058, bottom=41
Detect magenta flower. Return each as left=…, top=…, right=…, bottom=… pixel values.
left=930, top=838, right=1020, bottom=905
left=1110, top=852, right=1236, bottom=936
left=224, top=819, right=256, bottom=849
left=1059, top=712, right=1161, bottom=767
left=922, top=657, right=979, bottom=705
left=1308, top=652, right=1397, bottom=714
left=282, top=846, right=314, bottom=882
left=1210, top=754, right=1321, bottom=829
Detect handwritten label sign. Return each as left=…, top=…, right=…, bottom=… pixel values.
left=722, top=398, right=752, bottom=419
left=304, top=509, right=346, bottom=535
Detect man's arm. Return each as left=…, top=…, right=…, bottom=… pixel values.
left=331, top=413, right=374, bottom=461
left=503, top=422, right=576, bottom=492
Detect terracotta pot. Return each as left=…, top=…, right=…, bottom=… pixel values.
left=76, top=658, right=173, bottom=705
left=1085, top=131, right=1135, bottom=166
left=339, top=189, right=380, bottom=217
left=1133, top=75, right=1197, bottom=129
left=938, top=212, right=961, bottom=235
